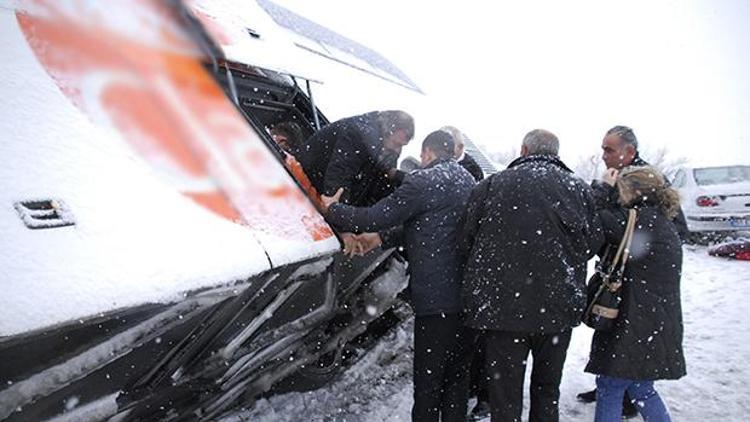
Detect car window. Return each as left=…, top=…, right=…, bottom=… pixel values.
left=693, top=166, right=750, bottom=186
left=673, top=170, right=686, bottom=188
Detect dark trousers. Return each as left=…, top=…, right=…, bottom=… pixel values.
left=469, top=336, right=489, bottom=403
left=412, top=314, right=471, bottom=422
left=484, top=329, right=573, bottom=422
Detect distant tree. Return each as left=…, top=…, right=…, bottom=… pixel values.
left=574, top=154, right=605, bottom=183
left=640, top=147, right=690, bottom=180
left=573, top=147, right=688, bottom=183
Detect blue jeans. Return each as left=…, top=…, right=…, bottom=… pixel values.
left=595, top=375, right=671, bottom=422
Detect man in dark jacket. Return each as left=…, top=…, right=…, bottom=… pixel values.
left=577, top=125, right=689, bottom=417
left=593, top=125, right=688, bottom=239
left=442, top=125, right=484, bottom=182
left=323, top=130, right=476, bottom=422
left=459, top=129, right=602, bottom=422
left=296, top=110, right=414, bottom=206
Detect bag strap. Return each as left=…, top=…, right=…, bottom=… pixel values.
left=604, top=209, right=637, bottom=290
left=617, top=209, right=637, bottom=274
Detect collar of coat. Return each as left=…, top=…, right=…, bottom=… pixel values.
left=507, top=154, right=573, bottom=173
left=422, top=157, right=455, bottom=170
left=630, top=154, right=649, bottom=167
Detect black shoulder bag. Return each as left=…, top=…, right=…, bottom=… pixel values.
left=582, top=209, right=637, bottom=331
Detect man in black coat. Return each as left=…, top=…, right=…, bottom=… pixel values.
left=442, top=125, right=485, bottom=182
left=459, top=129, right=603, bottom=422
left=323, top=130, right=476, bottom=422
left=296, top=110, right=414, bottom=206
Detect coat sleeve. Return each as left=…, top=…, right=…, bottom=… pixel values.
left=598, top=207, right=629, bottom=246
left=322, top=133, right=367, bottom=201
left=591, top=180, right=617, bottom=210
left=458, top=176, right=492, bottom=261
left=379, top=226, right=405, bottom=250
left=326, top=176, right=424, bottom=233
left=582, top=185, right=606, bottom=259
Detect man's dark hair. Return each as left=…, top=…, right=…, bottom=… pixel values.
left=271, top=121, right=304, bottom=148
left=606, top=125, right=639, bottom=150
left=422, top=130, right=455, bottom=159
left=377, top=110, right=415, bottom=140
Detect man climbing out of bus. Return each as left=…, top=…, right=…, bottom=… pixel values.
left=296, top=110, right=414, bottom=207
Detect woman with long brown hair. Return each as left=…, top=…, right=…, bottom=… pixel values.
left=586, top=166, right=686, bottom=422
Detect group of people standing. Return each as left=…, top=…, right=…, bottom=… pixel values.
left=285, top=110, right=686, bottom=422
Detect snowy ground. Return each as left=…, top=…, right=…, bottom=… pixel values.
left=223, top=246, right=750, bottom=422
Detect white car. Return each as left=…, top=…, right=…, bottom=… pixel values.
left=672, top=165, right=750, bottom=233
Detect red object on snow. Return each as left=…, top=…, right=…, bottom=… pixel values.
left=708, top=240, right=750, bottom=261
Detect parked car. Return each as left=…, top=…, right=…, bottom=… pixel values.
left=672, top=165, right=750, bottom=236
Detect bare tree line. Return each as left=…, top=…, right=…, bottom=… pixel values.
left=489, top=147, right=689, bottom=183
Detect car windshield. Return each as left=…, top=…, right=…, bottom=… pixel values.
left=693, top=166, right=750, bottom=186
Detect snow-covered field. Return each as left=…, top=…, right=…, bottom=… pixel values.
left=224, top=246, right=750, bottom=421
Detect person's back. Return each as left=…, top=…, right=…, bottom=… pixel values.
left=586, top=166, right=685, bottom=422
left=459, top=129, right=602, bottom=422
left=401, top=158, right=475, bottom=314
left=587, top=205, right=684, bottom=379
left=462, top=154, right=600, bottom=333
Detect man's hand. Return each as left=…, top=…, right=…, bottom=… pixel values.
left=353, top=232, right=382, bottom=256
left=320, top=187, right=344, bottom=214
left=341, top=233, right=362, bottom=257
left=603, top=168, right=619, bottom=187
left=340, top=232, right=382, bottom=258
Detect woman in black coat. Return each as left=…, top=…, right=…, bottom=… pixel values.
left=586, top=166, right=686, bottom=422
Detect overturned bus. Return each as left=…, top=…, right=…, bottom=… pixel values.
left=0, top=0, right=451, bottom=420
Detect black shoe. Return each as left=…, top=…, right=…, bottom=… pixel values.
left=622, top=398, right=638, bottom=419
left=576, top=389, right=597, bottom=403
left=470, top=400, right=491, bottom=421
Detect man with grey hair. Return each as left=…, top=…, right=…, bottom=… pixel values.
left=522, top=128, right=560, bottom=155
left=600, top=125, right=641, bottom=170
left=441, top=126, right=484, bottom=182
left=459, top=129, right=603, bottom=422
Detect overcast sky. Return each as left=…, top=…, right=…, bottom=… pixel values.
left=276, top=0, right=749, bottom=167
